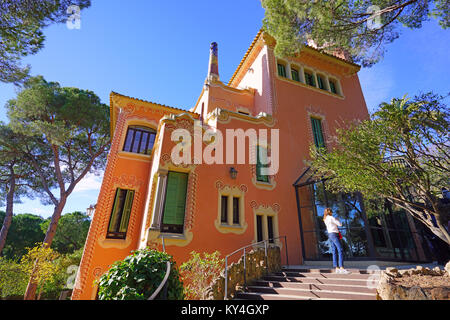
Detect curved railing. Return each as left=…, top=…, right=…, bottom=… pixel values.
left=148, top=236, right=170, bottom=300
left=148, top=261, right=171, bottom=300
left=224, top=236, right=288, bottom=300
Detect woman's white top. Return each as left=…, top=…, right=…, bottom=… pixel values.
left=324, top=215, right=342, bottom=233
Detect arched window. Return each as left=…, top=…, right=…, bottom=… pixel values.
left=123, top=125, right=156, bottom=155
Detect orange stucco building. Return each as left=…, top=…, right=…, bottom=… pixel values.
left=72, top=31, right=426, bottom=300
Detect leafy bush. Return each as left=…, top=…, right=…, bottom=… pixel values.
left=0, top=258, right=28, bottom=299
left=180, top=251, right=224, bottom=300
left=20, top=243, right=60, bottom=300
left=40, top=248, right=83, bottom=300
left=97, top=249, right=184, bottom=300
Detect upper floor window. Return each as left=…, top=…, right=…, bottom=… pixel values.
left=161, top=171, right=189, bottom=234
left=123, top=125, right=156, bottom=155
left=329, top=79, right=338, bottom=94
left=304, top=71, right=316, bottom=87
left=317, top=74, right=326, bottom=90
left=107, top=188, right=135, bottom=239
left=291, top=67, right=300, bottom=82
left=277, top=63, right=287, bottom=78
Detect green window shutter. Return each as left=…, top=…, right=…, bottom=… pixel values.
left=108, top=189, right=122, bottom=232
left=311, top=118, right=325, bottom=149
left=119, top=190, right=134, bottom=233
left=162, top=172, right=188, bottom=227
left=256, top=146, right=269, bottom=183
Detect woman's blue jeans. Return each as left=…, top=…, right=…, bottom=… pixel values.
left=328, top=232, right=344, bottom=268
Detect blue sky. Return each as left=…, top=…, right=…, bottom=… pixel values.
left=0, top=1, right=449, bottom=218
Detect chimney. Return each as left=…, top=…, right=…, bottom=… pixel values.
left=207, top=42, right=219, bottom=82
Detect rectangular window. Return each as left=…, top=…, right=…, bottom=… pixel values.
left=232, top=197, right=240, bottom=225
left=304, top=71, right=315, bottom=87
left=256, top=146, right=270, bottom=183
left=123, top=126, right=156, bottom=155
left=317, top=75, right=326, bottom=90
left=291, top=68, right=300, bottom=82
left=161, top=171, right=189, bottom=234
left=277, top=63, right=287, bottom=78
left=311, top=118, right=326, bottom=149
left=329, top=80, right=338, bottom=94
left=107, top=188, right=135, bottom=239
left=267, top=216, right=274, bottom=243
left=221, top=195, right=228, bottom=224
left=256, top=215, right=263, bottom=243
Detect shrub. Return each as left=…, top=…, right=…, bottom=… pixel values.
left=0, top=258, right=28, bottom=299
left=20, top=243, right=60, bottom=300
left=97, top=249, right=184, bottom=300
left=180, top=251, right=224, bottom=300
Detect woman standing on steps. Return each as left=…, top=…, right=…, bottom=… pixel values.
left=323, top=208, right=351, bottom=274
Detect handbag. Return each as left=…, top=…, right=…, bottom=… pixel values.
left=338, top=231, right=343, bottom=240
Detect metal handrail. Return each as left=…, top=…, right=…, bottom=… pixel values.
left=148, top=261, right=171, bottom=300
left=224, top=236, right=288, bottom=300
left=148, top=235, right=170, bottom=300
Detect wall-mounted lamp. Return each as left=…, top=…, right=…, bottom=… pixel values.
left=86, top=204, right=97, bottom=217
left=229, top=167, right=238, bottom=179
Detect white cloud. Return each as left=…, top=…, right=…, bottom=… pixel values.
left=72, top=171, right=104, bottom=193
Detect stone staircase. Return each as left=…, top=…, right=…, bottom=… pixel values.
left=235, top=267, right=379, bottom=300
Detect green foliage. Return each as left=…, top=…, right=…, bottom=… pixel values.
left=0, top=257, right=28, bottom=299
left=0, top=246, right=83, bottom=300
left=39, top=248, right=83, bottom=300
left=310, top=92, right=450, bottom=243
left=97, top=249, right=184, bottom=300
left=0, top=212, right=45, bottom=260
left=180, top=251, right=224, bottom=300
left=20, top=243, right=60, bottom=299
left=41, top=211, right=90, bottom=254
left=262, top=0, right=449, bottom=67
left=0, top=0, right=91, bottom=83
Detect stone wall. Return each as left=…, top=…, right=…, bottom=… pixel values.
left=377, top=262, right=450, bottom=300
left=206, top=245, right=282, bottom=300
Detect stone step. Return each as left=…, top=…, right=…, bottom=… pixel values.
left=236, top=289, right=376, bottom=300
left=253, top=280, right=376, bottom=295
left=235, top=292, right=322, bottom=300
left=244, top=286, right=377, bottom=300
left=281, top=267, right=377, bottom=275
left=263, top=275, right=370, bottom=286
left=274, top=271, right=374, bottom=280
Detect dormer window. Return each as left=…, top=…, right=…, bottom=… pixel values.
left=123, top=125, right=156, bottom=155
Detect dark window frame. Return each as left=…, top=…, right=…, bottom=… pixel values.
left=277, top=63, right=287, bottom=78
left=232, top=197, right=240, bottom=225
left=107, top=188, right=135, bottom=240
left=123, top=126, right=156, bottom=155
left=221, top=195, right=228, bottom=224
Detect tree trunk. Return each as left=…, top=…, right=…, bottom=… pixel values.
left=0, top=169, right=15, bottom=255
left=23, top=198, right=67, bottom=300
